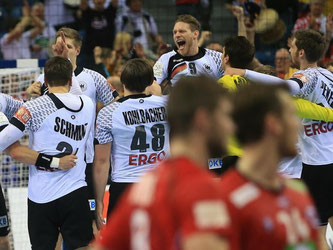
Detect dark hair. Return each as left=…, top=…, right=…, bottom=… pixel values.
left=121, top=58, right=154, bottom=92
left=224, top=36, right=255, bottom=69
left=175, top=15, right=201, bottom=32
left=232, top=84, right=289, bottom=145
left=293, top=30, right=326, bottom=63
left=44, top=56, right=73, bottom=87
left=56, top=27, right=82, bottom=48
left=168, top=76, right=228, bottom=135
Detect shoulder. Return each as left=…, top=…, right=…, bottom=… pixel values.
left=204, top=48, right=222, bottom=62
left=157, top=50, right=177, bottom=62
left=99, top=102, right=121, bottom=117
left=220, top=170, right=261, bottom=207
left=82, top=67, right=106, bottom=81
left=205, top=48, right=222, bottom=57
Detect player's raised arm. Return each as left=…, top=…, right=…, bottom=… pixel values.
left=224, top=67, right=302, bottom=95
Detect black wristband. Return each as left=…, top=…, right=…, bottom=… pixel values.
left=35, top=153, right=53, bottom=168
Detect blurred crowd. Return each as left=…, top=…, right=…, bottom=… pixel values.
left=0, top=0, right=332, bottom=76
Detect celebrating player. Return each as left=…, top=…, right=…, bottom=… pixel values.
left=153, top=15, right=224, bottom=91
left=0, top=57, right=95, bottom=249
left=93, top=58, right=169, bottom=229
left=92, top=76, right=234, bottom=250
left=27, top=27, right=117, bottom=219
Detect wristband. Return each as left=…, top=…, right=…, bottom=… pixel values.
left=36, top=153, right=53, bottom=168
left=36, top=153, right=60, bottom=169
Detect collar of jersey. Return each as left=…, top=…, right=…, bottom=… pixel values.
left=74, top=66, right=84, bottom=76
left=174, top=47, right=206, bottom=61
left=117, top=94, right=152, bottom=103
left=48, top=93, right=84, bottom=112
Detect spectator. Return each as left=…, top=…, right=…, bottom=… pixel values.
left=274, top=48, right=298, bottom=79
left=113, top=31, right=132, bottom=59
left=116, top=0, right=163, bottom=52
left=206, top=41, right=223, bottom=52
left=80, top=0, right=117, bottom=67
left=0, top=3, right=45, bottom=60
left=292, top=0, right=327, bottom=34
left=44, top=0, right=77, bottom=30
left=29, top=2, right=57, bottom=59
left=175, top=0, right=200, bottom=21
left=91, top=46, right=111, bottom=78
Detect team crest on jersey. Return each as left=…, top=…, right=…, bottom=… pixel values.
left=204, top=63, right=212, bottom=73
left=14, top=106, right=31, bottom=124
left=292, top=73, right=309, bottom=84
left=79, top=81, right=87, bottom=91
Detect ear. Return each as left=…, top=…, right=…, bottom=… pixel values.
left=194, top=30, right=199, bottom=40
left=298, top=49, right=305, bottom=58
left=76, top=46, right=81, bottom=56
left=44, top=76, right=48, bottom=87
left=223, top=54, right=230, bottom=65
left=264, top=114, right=282, bottom=137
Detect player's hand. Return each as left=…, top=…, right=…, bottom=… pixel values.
left=96, top=201, right=105, bottom=230
left=58, top=155, right=77, bottom=170
left=52, top=31, right=69, bottom=58
left=224, top=67, right=246, bottom=76
left=231, top=5, right=244, bottom=20
left=26, top=81, right=41, bottom=97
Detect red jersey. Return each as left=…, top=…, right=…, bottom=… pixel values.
left=96, top=157, right=230, bottom=250
left=219, top=169, right=319, bottom=250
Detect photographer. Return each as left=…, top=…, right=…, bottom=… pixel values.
left=116, top=0, right=163, bottom=53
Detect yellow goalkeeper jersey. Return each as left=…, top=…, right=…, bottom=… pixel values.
left=218, top=75, right=333, bottom=156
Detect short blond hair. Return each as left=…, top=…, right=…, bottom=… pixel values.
left=56, top=27, right=82, bottom=48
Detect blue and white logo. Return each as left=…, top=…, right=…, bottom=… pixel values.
left=88, top=199, right=96, bottom=211
left=208, top=158, right=223, bottom=169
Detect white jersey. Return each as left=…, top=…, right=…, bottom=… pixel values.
left=293, top=67, right=333, bottom=165
left=36, top=66, right=116, bottom=163
left=278, top=142, right=302, bottom=179
left=153, top=47, right=224, bottom=86
left=95, top=94, right=170, bottom=183
left=0, top=93, right=95, bottom=203
left=0, top=93, right=23, bottom=118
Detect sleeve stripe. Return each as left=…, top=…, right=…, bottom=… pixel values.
left=0, top=125, right=8, bottom=132
left=289, top=77, right=304, bottom=89
left=9, top=117, right=25, bottom=132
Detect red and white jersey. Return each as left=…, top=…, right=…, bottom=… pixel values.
left=0, top=93, right=95, bottom=203
left=95, top=94, right=169, bottom=183
left=293, top=67, right=333, bottom=165
left=219, top=169, right=319, bottom=250
left=153, top=47, right=224, bottom=86
left=95, top=157, right=228, bottom=250
left=0, top=93, right=23, bottom=119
